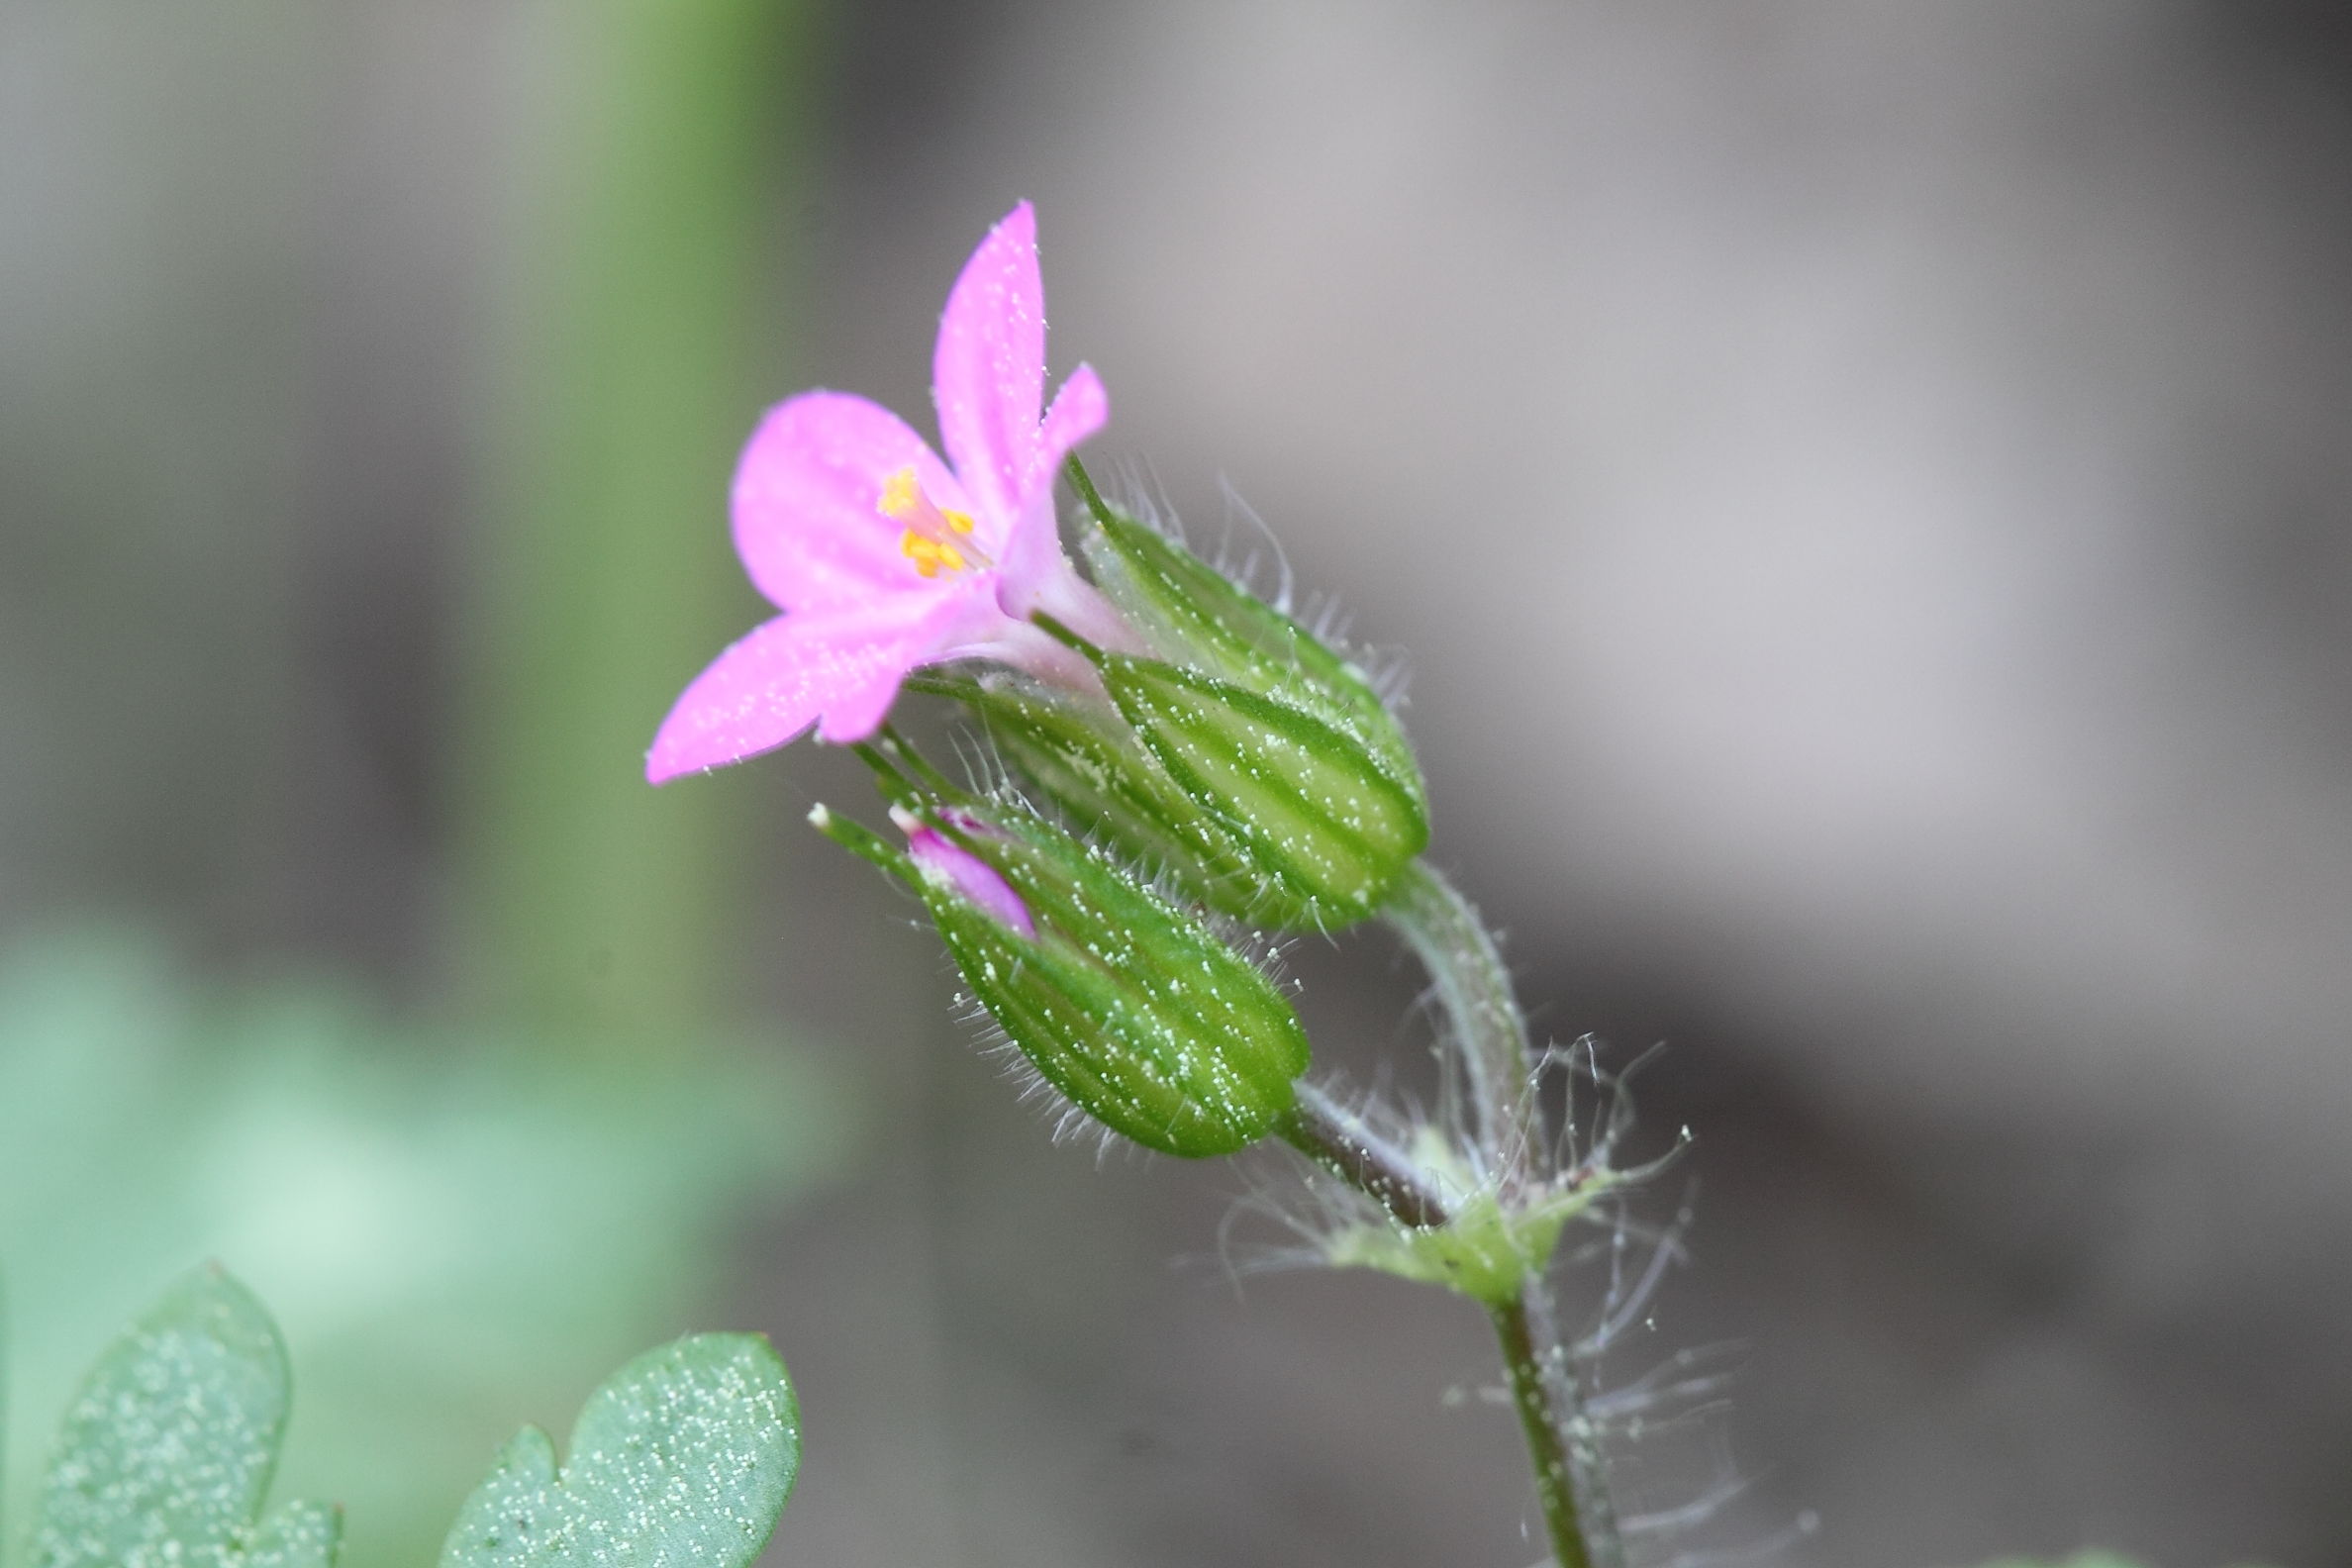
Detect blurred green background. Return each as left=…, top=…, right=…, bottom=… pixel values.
left=0, top=4, right=854, bottom=1567
left=7, top=5, right=2352, bottom=1568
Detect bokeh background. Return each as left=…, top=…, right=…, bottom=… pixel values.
left=4, top=3, right=2350, bottom=1566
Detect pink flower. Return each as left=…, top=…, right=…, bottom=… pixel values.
left=891, top=807, right=1035, bottom=938
left=647, top=202, right=1127, bottom=784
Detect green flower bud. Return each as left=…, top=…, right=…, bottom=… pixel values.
left=1072, top=478, right=1424, bottom=809
left=929, top=463, right=1430, bottom=929
left=909, top=669, right=1308, bottom=927
left=812, top=745, right=1311, bottom=1158
left=1087, top=648, right=1429, bottom=927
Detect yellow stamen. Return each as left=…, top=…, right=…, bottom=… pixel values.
left=901, top=533, right=967, bottom=578
left=879, top=467, right=924, bottom=519
left=878, top=464, right=988, bottom=576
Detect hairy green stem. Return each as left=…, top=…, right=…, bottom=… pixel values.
left=1383, top=860, right=1535, bottom=1195
left=1493, top=1289, right=1593, bottom=1568
left=1508, top=1275, right=1625, bottom=1568
left=1385, top=858, right=1622, bottom=1568
left=1288, top=1066, right=1619, bottom=1568
left=1280, top=1080, right=1451, bottom=1230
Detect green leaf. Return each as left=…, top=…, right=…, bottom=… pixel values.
left=0, top=928, right=856, bottom=1568
left=438, top=1333, right=798, bottom=1568
left=27, top=1264, right=336, bottom=1568
left=240, top=1501, right=343, bottom=1568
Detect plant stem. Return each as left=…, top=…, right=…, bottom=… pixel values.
left=1492, top=1290, right=1586, bottom=1568
left=1280, top=1079, right=1451, bottom=1229
left=1383, top=860, right=1535, bottom=1196
left=1497, top=1278, right=1622, bottom=1568
left=1288, top=1067, right=1622, bottom=1568
left=1384, top=858, right=1624, bottom=1568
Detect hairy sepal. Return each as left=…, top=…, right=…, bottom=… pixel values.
left=1079, top=500, right=1424, bottom=811
left=927, top=671, right=1326, bottom=928
left=817, top=785, right=1312, bottom=1158
left=924, top=812, right=1309, bottom=1157
left=1098, top=654, right=1429, bottom=926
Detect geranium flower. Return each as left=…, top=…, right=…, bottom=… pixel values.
left=647, top=202, right=1129, bottom=783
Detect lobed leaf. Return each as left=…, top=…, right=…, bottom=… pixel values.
left=240, top=1501, right=343, bottom=1568
left=27, top=1264, right=336, bottom=1568
left=438, top=1333, right=798, bottom=1568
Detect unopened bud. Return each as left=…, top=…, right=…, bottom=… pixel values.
left=919, top=671, right=1303, bottom=926
left=1075, top=487, right=1424, bottom=809
left=811, top=748, right=1310, bottom=1158
left=955, top=471, right=1433, bottom=928
left=1089, top=650, right=1428, bottom=926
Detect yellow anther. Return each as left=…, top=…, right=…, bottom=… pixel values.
left=901, top=532, right=967, bottom=578
left=879, top=464, right=988, bottom=577
left=880, top=466, right=924, bottom=521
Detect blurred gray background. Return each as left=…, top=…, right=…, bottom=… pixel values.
left=5, top=3, right=2350, bottom=1566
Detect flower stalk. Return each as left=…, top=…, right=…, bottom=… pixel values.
left=1383, top=860, right=1538, bottom=1199
left=1279, top=1080, right=1451, bottom=1231
left=1381, top=861, right=1625, bottom=1568
left=1284, top=1017, right=1624, bottom=1568
left=1495, top=1284, right=1609, bottom=1568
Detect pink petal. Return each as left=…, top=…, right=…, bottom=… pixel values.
left=899, top=813, right=1036, bottom=938
left=646, top=594, right=968, bottom=782
left=932, top=201, right=1045, bottom=528
left=732, top=390, right=977, bottom=613
left=1035, top=363, right=1108, bottom=489
left=995, top=362, right=1110, bottom=607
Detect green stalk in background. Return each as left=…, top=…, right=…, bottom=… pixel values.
left=462, top=0, right=821, bottom=1044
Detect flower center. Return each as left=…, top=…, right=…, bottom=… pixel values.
left=880, top=466, right=991, bottom=579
